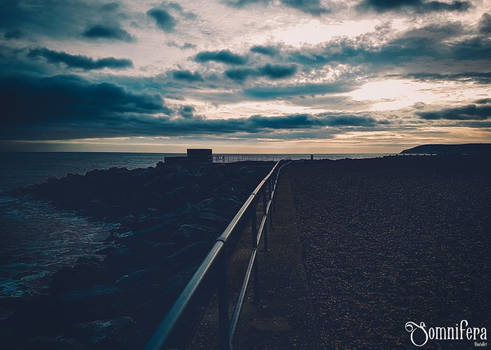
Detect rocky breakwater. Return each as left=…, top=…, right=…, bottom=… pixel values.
left=2, top=160, right=273, bottom=349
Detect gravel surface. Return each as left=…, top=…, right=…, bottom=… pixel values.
left=288, top=155, right=491, bottom=349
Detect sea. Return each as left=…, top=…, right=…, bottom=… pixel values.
left=0, top=152, right=389, bottom=302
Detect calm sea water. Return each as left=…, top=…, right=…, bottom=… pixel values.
left=0, top=152, right=174, bottom=192
left=0, top=152, right=389, bottom=300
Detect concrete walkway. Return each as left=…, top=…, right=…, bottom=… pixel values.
left=233, top=167, right=321, bottom=350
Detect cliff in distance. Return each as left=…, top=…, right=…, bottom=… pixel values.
left=401, top=143, right=491, bottom=155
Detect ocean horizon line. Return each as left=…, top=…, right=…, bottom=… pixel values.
left=0, top=150, right=395, bottom=155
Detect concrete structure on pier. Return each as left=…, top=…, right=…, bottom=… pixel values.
left=164, top=149, right=213, bottom=165
left=187, top=149, right=212, bottom=163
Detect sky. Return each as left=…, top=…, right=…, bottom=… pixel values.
left=1, top=0, right=490, bottom=153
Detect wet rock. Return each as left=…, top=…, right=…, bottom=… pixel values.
left=5, top=161, right=275, bottom=348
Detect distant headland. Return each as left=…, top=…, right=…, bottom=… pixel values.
left=401, top=143, right=491, bottom=155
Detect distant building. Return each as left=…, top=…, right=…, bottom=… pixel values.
left=164, top=149, right=213, bottom=165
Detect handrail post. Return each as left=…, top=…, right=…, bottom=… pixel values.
left=251, top=199, right=259, bottom=302
left=262, top=186, right=267, bottom=215
left=271, top=179, right=275, bottom=225
left=264, top=216, right=269, bottom=252
left=251, top=199, right=257, bottom=248
left=272, top=179, right=276, bottom=215
left=270, top=177, right=274, bottom=225
left=218, top=248, right=230, bottom=350
left=264, top=179, right=270, bottom=252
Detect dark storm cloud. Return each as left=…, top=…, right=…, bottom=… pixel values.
left=147, top=8, right=177, bottom=32
left=1, top=74, right=170, bottom=126
left=225, top=68, right=257, bottom=81
left=166, top=1, right=197, bottom=19
left=171, top=69, right=204, bottom=82
left=475, top=98, right=491, bottom=104
left=280, top=0, right=330, bottom=16
left=235, top=114, right=379, bottom=130
left=146, top=2, right=195, bottom=33
left=179, top=105, right=196, bottom=118
left=4, top=30, right=23, bottom=40
left=225, top=64, right=297, bottom=82
left=451, top=36, right=491, bottom=60
left=250, top=45, right=279, bottom=56
left=0, top=73, right=381, bottom=140
left=195, top=50, right=248, bottom=65
left=82, top=24, right=134, bottom=42
left=0, top=0, right=131, bottom=39
left=358, top=0, right=471, bottom=13
left=244, top=82, right=353, bottom=99
left=454, top=121, right=491, bottom=129
left=259, top=64, right=297, bottom=78
left=417, top=104, right=491, bottom=120
left=28, top=48, right=133, bottom=70
left=223, top=0, right=271, bottom=7
left=0, top=45, right=50, bottom=76
left=0, top=0, right=80, bottom=37
left=223, top=0, right=329, bottom=15
left=403, top=72, right=491, bottom=84
left=318, top=114, right=379, bottom=126
left=288, top=23, right=490, bottom=70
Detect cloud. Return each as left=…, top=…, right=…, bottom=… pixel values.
left=222, top=0, right=272, bottom=8
left=195, top=50, right=248, bottom=65
left=259, top=64, right=297, bottom=79
left=82, top=25, right=134, bottom=42
left=451, top=36, right=491, bottom=61
left=166, top=2, right=197, bottom=20
left=358, top=0, right=471, bottom=13
left=1, top=74, right=170, bottom=132
left=223, top=0, right=329, bottom=15
left=244, top=82, right=353, bottom=99
left=280, top=0, right=330, bottom=16
left=171, top=69, right=204, bottom=82
left=403, top=72, right=491, bottom=84
left=225, top=68, right=257, bottom=81
left=288, top=23, right=489, bottom=70
left=147, top=2, right=195, bottom=33
left=318, top=114, right=379, bottom=126
left=167, top=41, right=196, bottom=49
left=479, top=13, right=491, bottom=34
left=250, top=45, right=279, bottom=56
left=4, top=30, right=23, bottom=40
left=225, top=64, right=297, bottom=82
left=147, top=8, right=177, bottom=32
left=179, top=105, right=196, bottom=118
left=454, top=121, right=491, bottom=129
left=475, top=98, right=491, bottom=104
left=28, top=48, right=133, bottom=70
left=417, top=104, right=491, bottom=120
left=0, top=0, right=132, bottom=40
left=101, top=2, right=120, bottom=12
left=0, top=73, right=381, bottom=140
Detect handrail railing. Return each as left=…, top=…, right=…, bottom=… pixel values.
left=145, top=160, right=290, bottom=350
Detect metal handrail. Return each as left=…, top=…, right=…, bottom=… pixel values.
left=145, top=160, right=289, bottom=350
